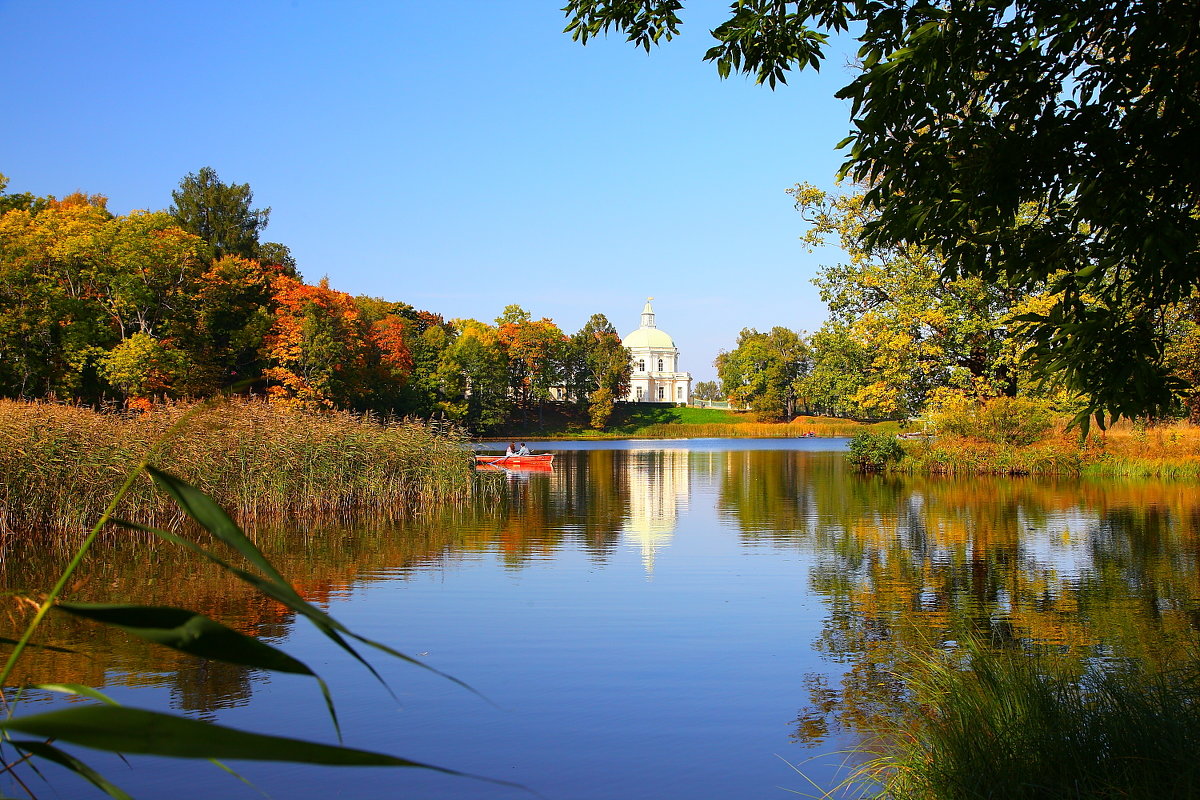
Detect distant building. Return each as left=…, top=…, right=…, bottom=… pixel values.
left=622, top=298, right=692, bottom=404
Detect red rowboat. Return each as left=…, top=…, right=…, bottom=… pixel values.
left=475, top=454, right=555, bottom=466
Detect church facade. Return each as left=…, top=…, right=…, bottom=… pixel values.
left=622, top=299, right=692, bottom=404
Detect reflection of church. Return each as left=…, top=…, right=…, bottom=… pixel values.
left=622, top=450, right=690, bottom=575
left=622, top=299, right=692, bottom=404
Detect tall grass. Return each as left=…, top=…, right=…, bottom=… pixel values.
left=0, top=398, right=483, bottom=534
left=852, top=647, right=1200, bottom=799
left=901, top=420, right=1200, bottom=477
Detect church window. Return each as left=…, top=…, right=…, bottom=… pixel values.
left=658, top=387, right=665, bottom=400
left=677, top=386, right=683, bottom=399
left=636, top=387, right=644, bottom=400
left=657, top=358, right=664, bottom=371
left=638, top=359, right=645, bottom=372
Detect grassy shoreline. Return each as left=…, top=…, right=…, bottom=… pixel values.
left=0, top=399, right=484, bottom=535
left=897, top=421, right=1200, bottom=478
left=489, top=405, right=895, bottom=440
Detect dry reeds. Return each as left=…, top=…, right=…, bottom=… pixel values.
left=901, top=419, right=1200, bottom=477
left=0, top=399, right=482, bottom=535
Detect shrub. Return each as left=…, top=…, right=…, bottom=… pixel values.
left=847, top=431, right=904, bottom=471
left=928, top=392, right=1057, bottom=445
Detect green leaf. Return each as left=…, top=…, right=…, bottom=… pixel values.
left=31, top=683, right=120, bottom=706
left=109, top=516, right=482, bottom=703
left=0, top=706, right=460, bottom=769
left=9, top=739, right=132, bottom=800
left=53, top=601, right=345, bottom=740
left=54, top=603, right=313, bottom=675
left=144, top=466, right=292, bottom=592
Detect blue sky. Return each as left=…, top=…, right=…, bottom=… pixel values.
left=3, top=1, right=857, bottom=382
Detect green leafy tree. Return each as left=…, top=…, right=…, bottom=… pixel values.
left=568, top=313, right=632, bottom=428
left=562, top=0, right=1200, bottom=427
left=692, top=380, right=723, bottom=402
left=438, top=319, right=512, bottom=431
left=801, top=323, right=872, bottom=417
left=99, top=332, right=192, bottom=399
left=0, top=173, right=50, bottom=216
left=170, top=167, right=270, bottom=261
left=716, top=326, right=809, bottom=421
left=794, top=184, right=1043, bottom=416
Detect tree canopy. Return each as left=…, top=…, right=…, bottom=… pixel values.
left=170, top=166, right=272, bottom=261
left=563, top=0, right=1200, bottom=428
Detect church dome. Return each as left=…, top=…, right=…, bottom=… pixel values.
left=622, top=298, right=676, bottom=349
left=622, top=326, right=675, bottom=349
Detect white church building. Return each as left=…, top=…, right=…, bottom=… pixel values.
left=622, top=298, right=692, bottom=404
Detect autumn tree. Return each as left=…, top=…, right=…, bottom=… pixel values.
left=0, top=198, right=210, bottom=401
left=794, top=184, right=1045, bottom=417
left=495, top=305, right=568, bottom=420
left=566, top=313, right=632, bottom=429
left=263, top=277, right=374, bottom=408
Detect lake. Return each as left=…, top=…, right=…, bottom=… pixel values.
left=5, top=438, right=1199, bottom=798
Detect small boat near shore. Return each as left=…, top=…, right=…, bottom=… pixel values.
left=475, top=453, right=555, bottom=466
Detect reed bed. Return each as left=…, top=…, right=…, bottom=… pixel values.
left=901, top=421, right=1200, bottom=477
left=0, top=399, right=483, bottom=535
left=851, top=648, right=1200, bottom=799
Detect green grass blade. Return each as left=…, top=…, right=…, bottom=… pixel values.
left=109, top=517, right=481, bottom=700
left=0, top=706, right=459, bottom=769
left=54, top=604, right=314, bottom=676
left=144, top=466, right=293, bottom=590
left=9, top=739, right=132, bottom=800
left=30, top=684, right=120, bottom=706
left=108, top=517, right=389, bottom=693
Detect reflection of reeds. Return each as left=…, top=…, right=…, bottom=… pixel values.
left=849, top=647, right=1200, bottom=799
left=0, top=399, right=483, bottom=535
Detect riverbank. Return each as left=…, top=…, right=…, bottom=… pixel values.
left=898, top=421, right=1200, bottom=477
left=491, top=404, right=895, bottom=440
left=0, top=399, right=481, bottom=535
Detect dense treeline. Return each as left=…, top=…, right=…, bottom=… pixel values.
left=0, top=170, right=631, bottom=431
left=716, top=184, right=1200, bottom=425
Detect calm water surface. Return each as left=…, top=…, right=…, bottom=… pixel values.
left=5, top=438, right=1200, bottom=798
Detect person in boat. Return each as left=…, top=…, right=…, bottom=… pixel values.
left=505, top=442, right=516, bottom=457
left=518, top=443, right=530, bottom=456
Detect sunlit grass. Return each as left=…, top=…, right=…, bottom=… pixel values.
left=901, top=419, right=1200, bottom=477
left=0, top=398, right=483, bottom=534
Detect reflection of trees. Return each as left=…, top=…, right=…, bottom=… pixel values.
left=2, top=453, right=642, bottom=711
left=724, top=467, right=1200, bottom=748
left=714, top=453, right=1200, bottom=744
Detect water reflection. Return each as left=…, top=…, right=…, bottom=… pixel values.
left=5, top=446, right=1200, bottom=756
left=622, top=450, right=689, bottom=575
